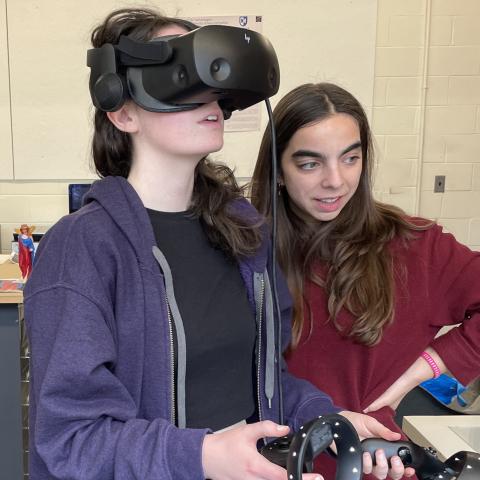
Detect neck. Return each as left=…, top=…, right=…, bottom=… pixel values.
left=128, top=150, right=201, bottom=212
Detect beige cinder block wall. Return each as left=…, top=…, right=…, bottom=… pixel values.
left=373, top=0, right=480, bottom=249
left=0, top=0, right=378, bottom=253
left=1, top=0, right=480, bottom=253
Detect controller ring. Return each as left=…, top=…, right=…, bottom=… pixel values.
left=287, top=413, right=362, bottom=480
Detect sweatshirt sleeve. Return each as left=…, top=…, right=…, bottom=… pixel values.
left=273, top=264, right=341, bottom=431
left=25, top=286, right=207, bottom=480
left=426, top=226, right=480, bottom=384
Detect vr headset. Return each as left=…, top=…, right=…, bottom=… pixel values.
left=87, top=24, right=280, bottom=118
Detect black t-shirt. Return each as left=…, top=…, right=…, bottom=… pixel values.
left=147, top=208, right=256, bottom=430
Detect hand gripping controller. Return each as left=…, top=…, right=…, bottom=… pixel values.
left=261, top=414, right=480, bottom=480
left=260, top=413, right=363, bottom=480
left=361, top=438, right=480, bottom=480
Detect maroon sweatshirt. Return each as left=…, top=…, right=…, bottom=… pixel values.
left=287, top=223, right=480, bottom=479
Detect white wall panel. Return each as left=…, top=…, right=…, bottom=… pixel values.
left=7, top=0, right=377, bottom=179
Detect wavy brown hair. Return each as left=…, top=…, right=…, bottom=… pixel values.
left=250, top=83, right=432, bottom=346
left=90, top=8, right=262, bottom=258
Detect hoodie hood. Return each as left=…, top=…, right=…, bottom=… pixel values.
left=83, top=176, right=158, bottom=269
left=84, top=175, right=269, bottom=274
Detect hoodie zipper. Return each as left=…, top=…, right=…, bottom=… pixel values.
left=166, top=297, right=176, bottom=425
left=255, top=274, right=265, bottom=422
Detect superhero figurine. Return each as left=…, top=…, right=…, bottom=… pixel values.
left=15, top=224, right=36, bottom=280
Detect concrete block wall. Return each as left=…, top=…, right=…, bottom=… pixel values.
left=0, top=182, right=73, bottom=254
left=373, top=0, right=425, bottom=215
left=373, top=0, right=480, bottom=250
left=424, top=0, right=480, bottom=249
left=1, top=0, right=480, bottom=253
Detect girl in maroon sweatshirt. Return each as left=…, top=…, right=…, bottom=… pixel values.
left=251, top=82, right=480, bottom=480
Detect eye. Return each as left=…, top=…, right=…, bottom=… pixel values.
left=343, top=155, right=360, bottom=165
left=298, top=161, right=319, bottom=170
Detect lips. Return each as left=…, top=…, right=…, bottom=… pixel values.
left=313, top=196, right=343, bottom=212
left=198, top=109, right=224, bottom=124
left=197, top=102, right=222, bottom=119
left=317, top=197, right=340, bottom=203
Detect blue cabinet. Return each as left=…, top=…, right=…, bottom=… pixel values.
left=0, top=299, right=25, bottom=479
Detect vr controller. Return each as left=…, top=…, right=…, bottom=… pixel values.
left=260, top=414, right=363, bottom=480
left=261, top=415, right=480, bottom=480
left=362, top=439, right=480, bottom=480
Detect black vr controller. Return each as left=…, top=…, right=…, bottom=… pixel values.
left=261, top=416, right=480, bottom=480
left=260, top=413, right=363, bottom=480
left=362, top=439, right=480, bottom=480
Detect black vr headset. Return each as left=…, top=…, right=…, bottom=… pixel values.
left=87, top=24, right=280, bottom=118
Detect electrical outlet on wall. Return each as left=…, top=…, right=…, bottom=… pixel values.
left=434, top=175, right=445, bottom=193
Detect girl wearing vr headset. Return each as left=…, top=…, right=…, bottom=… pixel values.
left=25, top=9, right=403, bottom=480
left=251, top=82, right=480, bottom=480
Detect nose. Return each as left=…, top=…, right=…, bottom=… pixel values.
left=321, top=162, right=344, bottom=189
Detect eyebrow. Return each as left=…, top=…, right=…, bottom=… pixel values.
left=291, top=141, right=362, bottom=160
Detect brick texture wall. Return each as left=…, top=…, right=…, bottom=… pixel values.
left=373, top=0, right=480, bottom=249
left=0, top=182, right=72, bottom=254
left=1, top=0, right=480, bottom=252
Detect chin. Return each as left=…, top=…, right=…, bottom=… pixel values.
left=312, top=210, right=342, bottom=222
left=205, top=142, right=224, bottom=155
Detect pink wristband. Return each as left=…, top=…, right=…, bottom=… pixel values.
left=421, top=351, right=441, bottom=379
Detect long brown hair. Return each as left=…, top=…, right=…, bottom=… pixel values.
left=90, top=8, right=262, bottom=258
left=251, top=83, right=431, bottom=346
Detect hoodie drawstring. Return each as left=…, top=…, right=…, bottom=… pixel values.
left=152, top=246, right=187, bottom=429
left=264, top=269, right=275, bottom=408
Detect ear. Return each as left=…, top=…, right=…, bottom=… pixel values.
left=106, top=103, right=139, bottom=134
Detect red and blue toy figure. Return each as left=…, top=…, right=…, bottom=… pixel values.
left=16, top=224, right=35, bottom=280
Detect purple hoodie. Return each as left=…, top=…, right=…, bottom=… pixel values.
left=24, top=176, right=339, bottom=479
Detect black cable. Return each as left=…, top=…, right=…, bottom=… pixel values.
left=264, top=98, right=284, bottom=425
